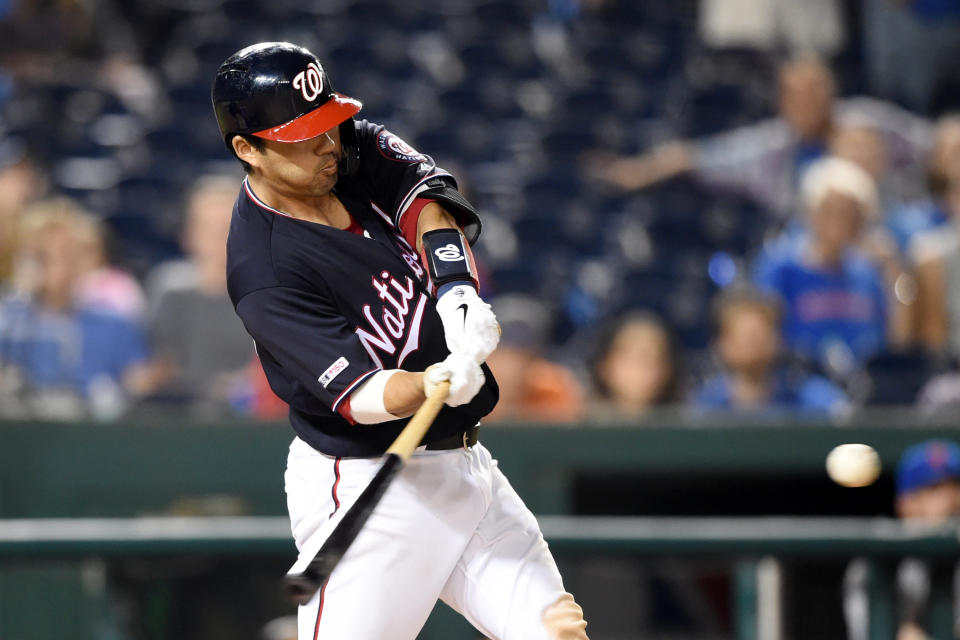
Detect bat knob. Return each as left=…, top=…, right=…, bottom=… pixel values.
left=283, top=573, right=321, bottom=606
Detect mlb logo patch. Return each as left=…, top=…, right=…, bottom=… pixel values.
left=319, top=357, right=349, bottom=388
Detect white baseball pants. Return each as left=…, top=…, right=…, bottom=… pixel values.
left=285, top=437, right=568, bottom=640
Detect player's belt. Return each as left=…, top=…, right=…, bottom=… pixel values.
left=424, top=426, right=480, bottom=451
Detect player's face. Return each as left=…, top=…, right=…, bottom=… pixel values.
left=253, top=126, right=342, bottom=197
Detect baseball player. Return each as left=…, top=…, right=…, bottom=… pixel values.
left=211, top=42, right=588, bottom=640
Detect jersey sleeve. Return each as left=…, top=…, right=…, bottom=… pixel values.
left=353, top=120, right=480, bottom=242
left=234, top=286, right=380, bottom=419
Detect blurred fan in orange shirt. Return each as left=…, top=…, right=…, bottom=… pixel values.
left=484, top=295, right=584, bottom=424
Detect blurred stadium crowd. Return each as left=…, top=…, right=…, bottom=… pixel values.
left=2, top=0, right=960, bottom=423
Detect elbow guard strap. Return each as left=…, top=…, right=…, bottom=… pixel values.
left=420, top=228, right=479, bottom=293
left=418, top=181, right=481, bottom=244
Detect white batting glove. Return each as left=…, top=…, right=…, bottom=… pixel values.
left=434, top=285, right=500, bottom=364
left=424, top=352, right=485, bottom=407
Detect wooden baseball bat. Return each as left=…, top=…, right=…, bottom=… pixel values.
left=282, top=380, right=451, bottom=605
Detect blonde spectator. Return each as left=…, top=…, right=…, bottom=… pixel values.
left=0, top=198, right=152, bottom=419
left=589, top=312, right=680, bottom=419
left=753, top=157, right=909, bottom=373
left=71, top=209, right=145, bottom=319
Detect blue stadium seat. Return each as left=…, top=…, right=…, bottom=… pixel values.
left=522, top=172, right=583, bottom=216
left=414, top=130, right=462, bottom=161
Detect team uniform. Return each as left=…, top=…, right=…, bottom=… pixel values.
left=215, top=43, right=585, bottom=640
left=227, top=120, right=497, bottom=455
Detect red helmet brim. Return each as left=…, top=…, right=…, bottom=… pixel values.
left=252, top=93, right=362, bottom=143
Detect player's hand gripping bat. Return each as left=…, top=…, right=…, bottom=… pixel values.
left=282, top=380, right=451, bottom=605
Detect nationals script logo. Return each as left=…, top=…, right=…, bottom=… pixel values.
left=355, top=270, right=427, bottom=369
left=292, top=61, right=324, bottom=101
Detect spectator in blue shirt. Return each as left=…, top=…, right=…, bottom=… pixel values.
left=693, top=287, right=848, bottom=417
left=0, top=199, right=152, bottom=419
left=754, top=157, right=893, bottom=374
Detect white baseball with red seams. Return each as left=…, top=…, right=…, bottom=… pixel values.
left=286, top=437, right=568, bottom=639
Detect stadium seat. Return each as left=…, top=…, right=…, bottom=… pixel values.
left=861, top=350, right=949, bottom=406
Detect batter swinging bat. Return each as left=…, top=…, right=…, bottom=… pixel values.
left=282, top=380, right=451, bottom=605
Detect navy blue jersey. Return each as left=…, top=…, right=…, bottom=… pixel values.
left=226, top=119, right=498, bottom=457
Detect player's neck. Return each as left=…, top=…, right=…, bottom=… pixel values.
left=247, top=176, right=350, bottom=228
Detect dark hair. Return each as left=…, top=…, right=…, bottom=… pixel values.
left=228, top=134, right=266, bottom=173
left=588, top=310, right=682, bottom=405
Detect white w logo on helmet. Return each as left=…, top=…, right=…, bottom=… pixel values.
left=292, top=61, right=324, bottom=101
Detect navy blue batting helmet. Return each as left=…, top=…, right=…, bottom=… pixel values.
left=212, top=42, right=362, bottom=173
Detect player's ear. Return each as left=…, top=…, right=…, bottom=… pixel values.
left=232, top=135, right=264, bottom=172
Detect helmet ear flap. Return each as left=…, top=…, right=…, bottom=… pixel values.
left=338, top=119, right=360, bottom=176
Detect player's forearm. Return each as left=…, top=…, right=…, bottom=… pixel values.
left=347, top=370, right=424, bottom=423
left=349, top=359, right=484, bottom=423
left=383, top=370, right=426, bottom=417
left=415, top=202, right=458, bottom=251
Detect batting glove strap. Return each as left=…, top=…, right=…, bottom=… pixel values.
left=424, top=353, right=485, bottom=407
left=434, top=285, right=500, bottom=364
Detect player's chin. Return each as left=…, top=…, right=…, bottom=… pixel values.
left=314, top=162, right=338, bottom=182
left=311, top=170, right=338, bottom=193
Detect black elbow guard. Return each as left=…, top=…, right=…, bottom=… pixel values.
left=419, top=180, right=481, bottom=244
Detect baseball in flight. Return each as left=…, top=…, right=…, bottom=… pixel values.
left=826, top=443, right=881, bottom=488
